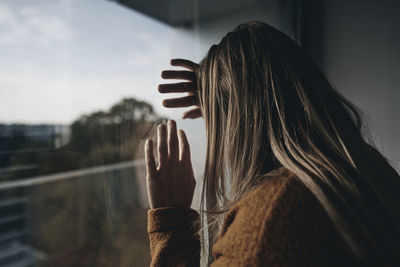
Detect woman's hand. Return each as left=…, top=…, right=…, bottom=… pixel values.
left=144, top=119, right=196, bottom=209
left=159, top=59, right=203, bottom=119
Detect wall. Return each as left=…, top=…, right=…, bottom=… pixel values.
left=319, top=0, right=400, bottom=171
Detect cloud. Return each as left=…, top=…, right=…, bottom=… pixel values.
left=0, top=0, right=183, bottom=124
left=0, top=3, right=73, bottom=46
left=0, top=3, right=13, bottom=22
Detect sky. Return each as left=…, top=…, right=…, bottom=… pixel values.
left=0, top=0, right=208, bottom=178
left=0, top=0, right=190, bottom=124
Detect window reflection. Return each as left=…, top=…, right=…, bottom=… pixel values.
left=0, top=97, right=163, bottom=266
left=0, top=0, right=169, bottom=265
left=0, top=0, right=293, bottom=266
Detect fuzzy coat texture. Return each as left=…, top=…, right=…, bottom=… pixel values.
left=147, top=167, right=359, bottom=266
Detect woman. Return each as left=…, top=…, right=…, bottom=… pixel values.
left=144, top=21, right=400, bottom=266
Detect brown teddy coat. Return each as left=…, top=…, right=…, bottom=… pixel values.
left=147, top=167, right=358, bottom=266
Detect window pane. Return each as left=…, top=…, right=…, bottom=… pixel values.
left=0, top=0, right=294, bottom=266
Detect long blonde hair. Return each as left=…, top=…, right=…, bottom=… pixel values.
left=197, top=21, right=400, bottom=265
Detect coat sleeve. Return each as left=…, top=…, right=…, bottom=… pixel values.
left=147, top=206, right=200, bottom=267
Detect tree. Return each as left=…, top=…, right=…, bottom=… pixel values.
left=45, top=97, right=165, bottom=173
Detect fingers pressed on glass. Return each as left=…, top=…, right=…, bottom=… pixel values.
left=162, top=95, right=198, bottom=108
left=170, top=58, right=197, bottom=71
left=157, top=123, right=168, bottom=169
left=178, top=130, right=190, bottom=162
left=158, top=82, right=196, bottom=93
left=162, top=70, right=195, bottom=81
left=145, top=139, right=156, bottom=177
left=182, top=108, right=203, bottom=119
left=167, top=120, right=178, bottom=162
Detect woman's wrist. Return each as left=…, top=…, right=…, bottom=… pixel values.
left=147, top=206, right=200, bottom=234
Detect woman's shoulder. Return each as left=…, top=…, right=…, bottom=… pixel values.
left=234, top=166, right=333, bottom=239
left=233, top=166, right=336, bottom=243
left=236, top=166, right=310, bottom=209
left=212, top=166, right=356, bottom=265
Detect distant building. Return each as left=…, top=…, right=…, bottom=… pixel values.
left=0, top=124, right=70, bottom=149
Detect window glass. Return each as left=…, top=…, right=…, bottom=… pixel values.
left=0, top=0, right=294, bottom=266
